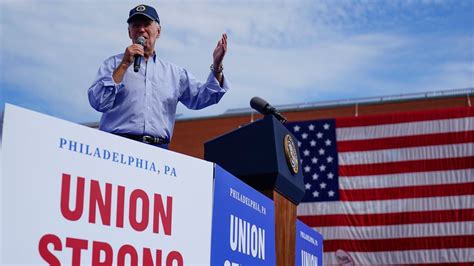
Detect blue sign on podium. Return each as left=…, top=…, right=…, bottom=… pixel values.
left=211, top=165, right=276, bottom=265
left=295, top=220, right=323, bottom=266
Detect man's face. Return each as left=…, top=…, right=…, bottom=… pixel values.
left=128, top=16, right=160, bottom=52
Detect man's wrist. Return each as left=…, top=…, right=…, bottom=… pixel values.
left=210, top=63, right=223, bottom=74
left=119, top=60, right=132, bottom=69
left=113, top=62, right=129, bottom=84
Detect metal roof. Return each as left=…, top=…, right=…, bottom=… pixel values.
left=223, top=87, right=474, bottom=116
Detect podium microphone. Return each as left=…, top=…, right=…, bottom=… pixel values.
left=250, top=96, right=287, bottom=123
left=133, top=36, right=146, bottom=72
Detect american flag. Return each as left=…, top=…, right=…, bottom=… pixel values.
left=286, top=107, right=474, bottom=264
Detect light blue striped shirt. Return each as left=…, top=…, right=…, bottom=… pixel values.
left=88, top=53, right=229, bottom=141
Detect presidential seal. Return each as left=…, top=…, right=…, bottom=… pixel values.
left=283, top=134, right=299, bottom=175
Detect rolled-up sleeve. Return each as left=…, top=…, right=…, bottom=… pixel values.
left=88, top=57, right=124, bottom=112
left=178, top=68, right=230, bottom=110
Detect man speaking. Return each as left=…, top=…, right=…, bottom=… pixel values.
left=88, top=4, right=229, bottom=148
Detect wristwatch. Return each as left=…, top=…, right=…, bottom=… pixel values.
left=210, top=64, right=223, bottom=74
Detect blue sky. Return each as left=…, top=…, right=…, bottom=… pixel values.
left=1, top=0, right=473, bottom=123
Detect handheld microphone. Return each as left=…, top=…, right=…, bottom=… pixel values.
left=250, top=96, right=287, bottom=123
left=133, top=36, right=146, bottom=72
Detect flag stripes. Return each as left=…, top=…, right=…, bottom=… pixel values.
left=298, top=195, right=473, bottom=215
left=339, top=169, right=472, bottom=189
left=337, top=117, right=474, bottom=141
left=338, top=131, right=474, bottom=152
left=315, top=222, right=474, bottom=240
left=339, top=144, right=473, bottom=164
left=339, top=156, right=474, bottom=176
left=299, top=209, right=474, bottom=227
left=324, top=249, right=474, bottom=265
left=287, top=107, right=474, bottom=264
left=336, top=107, right=473, bottom=127
left=339, top=182, right=474, bottom=201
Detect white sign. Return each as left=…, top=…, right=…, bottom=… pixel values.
left=1, top=104, right=214, bottom=265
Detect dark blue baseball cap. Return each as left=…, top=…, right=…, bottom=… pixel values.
left=127, top=4, right=160, bottom=24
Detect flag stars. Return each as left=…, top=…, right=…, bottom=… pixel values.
left=288, top=122, right=340, bottom=201
left=327, top=156, right=334, bottom=163
left=319, top=165, right=326, bottom=172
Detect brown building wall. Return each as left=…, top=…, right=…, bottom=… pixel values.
left=169, top=95, right=472, bottom=159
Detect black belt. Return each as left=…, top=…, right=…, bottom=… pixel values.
left=115, top=133, right=169, bottom=145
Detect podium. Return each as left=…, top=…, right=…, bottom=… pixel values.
left=205, top=115, right=305, bottom=266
